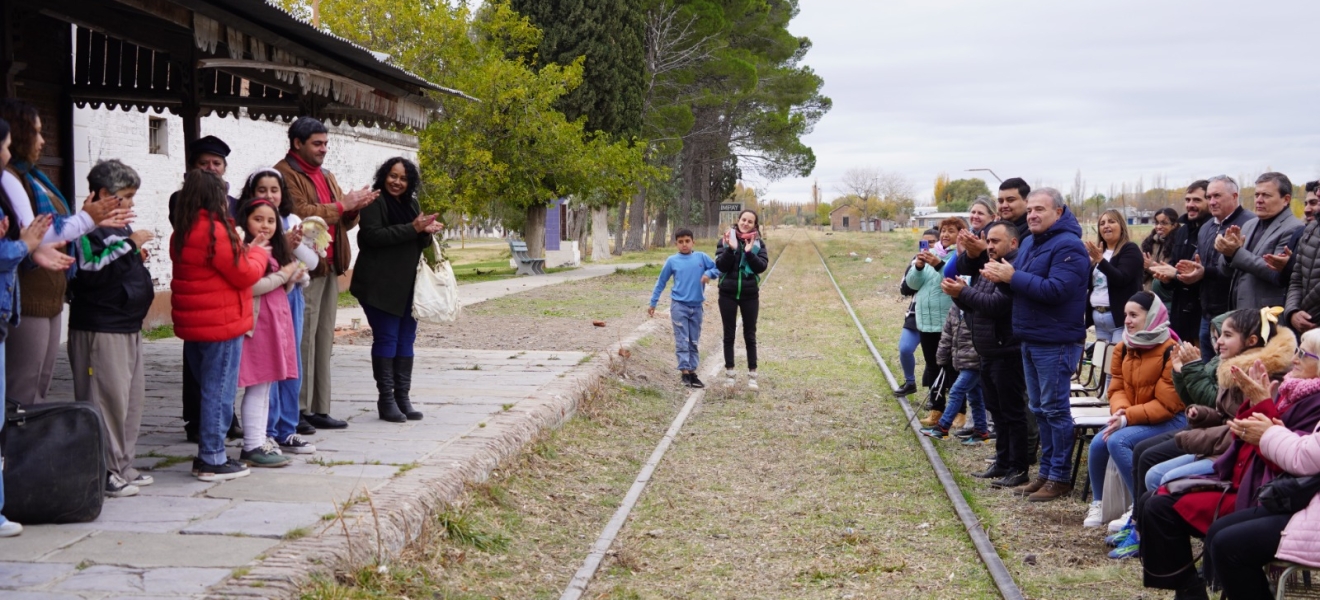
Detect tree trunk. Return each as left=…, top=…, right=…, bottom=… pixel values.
left=591, top=206, right=611, bottom=261
left=524, top=204, right=547, bottom=258
left=624, top=186, right=647, bottom=252
left=650, top=207, right=668, bottom=248
left=612, top=200, right=627, bottom=255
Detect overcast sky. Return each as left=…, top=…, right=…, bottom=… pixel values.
left=754, top=0, right=1320, bottom=205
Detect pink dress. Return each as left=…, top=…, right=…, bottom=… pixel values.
left=238, top=257, right=299, bottom=387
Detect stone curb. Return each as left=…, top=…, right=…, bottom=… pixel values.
left=206, top=318, right=667, bottom=599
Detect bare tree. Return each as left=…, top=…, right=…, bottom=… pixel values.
left=836, top=167, right=914, bottom=223
left=1069, top=169, right=1086, bottom=218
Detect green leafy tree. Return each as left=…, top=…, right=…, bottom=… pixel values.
left=936, top=178, right=992, bottom=212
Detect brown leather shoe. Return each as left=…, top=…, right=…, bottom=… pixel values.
left=919, top=410, right=942, bottom=427
left=1028, top=480, right=1074, bottom=502
left=1014, top=476, right=1048, bottom=496
left=952, top=413, right=967, bottom=430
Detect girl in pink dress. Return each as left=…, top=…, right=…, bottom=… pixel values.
left=235, top=197, right=304, bottom=467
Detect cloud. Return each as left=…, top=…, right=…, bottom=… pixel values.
left=754, top=0, right=1320, bottom=204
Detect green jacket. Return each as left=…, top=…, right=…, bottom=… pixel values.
left=904, top=254, right=954, bottom=333
left=1173, top=355, right=1220, bottom=409
left=349, top=195, right=432, bottom=318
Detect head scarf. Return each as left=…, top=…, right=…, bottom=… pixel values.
left=1123, top=294, right=1176, bottom=350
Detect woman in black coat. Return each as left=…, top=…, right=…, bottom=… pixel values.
left=1086, top=208, right=1144, bottom=344
left=350, top=157, right=444, bottom=422
left=713, top=210, right=769, bottom=390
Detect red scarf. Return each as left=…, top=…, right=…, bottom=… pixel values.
left=736, top=229, right=758, bottom=242
left=288, top=151, right=337, bottom=260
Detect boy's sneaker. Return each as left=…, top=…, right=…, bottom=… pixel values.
left=130, top=474, right=154, bottom=487
left=279, top=434, right=317, bottom=454
left=105, top=473, right=140, bottom=498
left=1108, top=531, right=1140, bottom=559
left=1106, top=521, right=1135, bottom=547
left=240, top=440, right=291, bottom=468
left=747, top=371, right=758, bottom=391
left=725, top=369, right=736, bottom=387
left=919, top=425, right=949, bottom=439
left=1083, top=500, right=1105, bottom=527
left=688, top=374, right=705, bottom=389
left=681, top=373, right=693, bottom=387
left=0, top=521, right=22, bottom=537
left=952, top=426, right=975, bottom=439
left=192, top=458, right=251, bottom=482
left=960, top=431, right=992, bottom=446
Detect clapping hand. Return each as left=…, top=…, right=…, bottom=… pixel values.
left=1230, top=359, right=1277, bottom=406
left=341, top=186, right=380, bottom=211
left=1230, top=413, right=1281, bottom=446
left=980, top=258, right=1015, bottom=283
left=1263, top=247, right=1292, bottom=272
left=1215, top=225, right=1244, bottom=257
left=1175, top=253, right=1205, bottom=284
left=958, top=229, right=986, bottom=258
left=939, top=277, right=966, bottom=298
left=1085, top=240, right=1104, bottom=265
left=33, top=241, right=73, bottom=271
left=412, top=213, right=444, bottom=234
left=250, top=229, right=272, bottom=249
left=1171, top=341, right=1200, bottom=373
left=285, top=227, right=304, bottom=248
left=18, top=214, right=52, bottom=252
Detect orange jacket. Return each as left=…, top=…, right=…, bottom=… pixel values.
left=1108, top=338, right=1184, bottom=425
left=169, top=210, right=268, bottom=341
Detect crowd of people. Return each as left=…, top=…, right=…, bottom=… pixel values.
left=0, top=101, right=444, bottom=538
left=897, top=174, right=1320, bottom=598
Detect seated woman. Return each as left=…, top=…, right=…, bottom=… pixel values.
left=1085, top=291, right=1187, bottom=529
left=1199, top=329, right=1320, bottom=600
left=1138, top=319, right=1320, bottom=600
left=1113, top=309, right=1295, bottom=558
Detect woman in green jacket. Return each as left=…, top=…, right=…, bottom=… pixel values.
left=350, top=158, right=444, bottom=423
left=905, top=217, right=965, bottom=423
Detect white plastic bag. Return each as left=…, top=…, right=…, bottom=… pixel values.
left=412, top=239, right=460, bottom=324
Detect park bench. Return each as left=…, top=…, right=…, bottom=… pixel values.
left=509, top=240, right=546, bottom=276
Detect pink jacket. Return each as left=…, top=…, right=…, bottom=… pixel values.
left=1260, top=417, right=1320, bottom=567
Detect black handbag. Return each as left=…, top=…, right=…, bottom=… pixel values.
left=1257, top=474, right=1320, bottom=515
left=2, top=400, right=106, bottom=523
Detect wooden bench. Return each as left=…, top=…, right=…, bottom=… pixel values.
left=509, top=240, right=546, bottom=276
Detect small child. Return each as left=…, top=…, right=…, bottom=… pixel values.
left=234, top=197, right=304, bottom=468
left=648, top=228, right=717, bottom=388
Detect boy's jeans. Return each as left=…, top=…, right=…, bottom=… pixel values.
left=937, top=369, right=986, bottom=431
left=269, top=288, right=305, bottom=441
left=1023, top=342, right=1083, bottom=483
left=185, top=336, right=244, bottom=466
left=671, top=301, right=703, bottom=371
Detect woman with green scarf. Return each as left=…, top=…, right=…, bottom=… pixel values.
left=713, top=210, right=769, bottom=390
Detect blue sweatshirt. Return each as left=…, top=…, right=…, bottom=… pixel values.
left=650, top=251, right=718, bottom=307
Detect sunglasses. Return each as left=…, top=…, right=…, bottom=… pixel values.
left=1298, top=349, right=1320, bottom=362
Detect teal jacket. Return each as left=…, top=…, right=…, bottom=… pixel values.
left=904, top=251, right=956, bottom=333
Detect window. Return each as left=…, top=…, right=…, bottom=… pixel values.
left=842, top=216, right=850, bottom=228
left=148, top=117, right=167, bottom=155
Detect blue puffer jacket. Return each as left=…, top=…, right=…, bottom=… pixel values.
left=1007, top=207, right=1090, bottom=344
left=905, top=250, right=956, bottom=333
left=0, top=202, right=28, bottom=327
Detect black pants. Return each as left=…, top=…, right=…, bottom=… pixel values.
left=1204, top=505, right=1289, bottom=599
left=182, top=349, right=201, bottom=435
left=719, top=293, right=758, bottom=370
left=1139, top=490, right=1205, bottom=590
left=1132, top=432, right=1182, bottom=499
left=983, top=354, right=1029, bottom=472
left=919, top=331, right=954, bottom=412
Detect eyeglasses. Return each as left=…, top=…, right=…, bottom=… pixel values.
left=1298, top=349, right=1320, bottom=362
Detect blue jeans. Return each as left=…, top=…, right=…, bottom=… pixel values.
left=1200, top=316, right=1216, bottom=361
left=1146, top=454, right=1215, bottom=492
left=0, top=336, right=8, bottom=527
left=898, top=327, right=921, bottom=385
left=268, top=288, right=305, bottom=441
left=1093, top=310, right=1124, bottom=344
left=1023, top=342, right=1084, bottom=482
left=671, top=301, right=703, bottom=371
left=1089, top=414, right=1188, bottom=500
left=185, top=337, right=244, bottom=466
left=938, top=370, right=987, bottom=431
left=362, top=302, right=419, bottom=359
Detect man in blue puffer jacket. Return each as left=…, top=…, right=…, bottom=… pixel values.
left=981, top=187, right=1089, bottom=502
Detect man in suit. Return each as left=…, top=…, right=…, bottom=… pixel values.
left=1217, top=172, right=1303, bottom=311
left=1176, top=175, right=1256, bottom=359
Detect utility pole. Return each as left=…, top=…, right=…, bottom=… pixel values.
left=311, top=0, right=323, bottom=28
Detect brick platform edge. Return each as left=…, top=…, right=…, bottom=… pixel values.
left=205, top=318, right=667, bottom=599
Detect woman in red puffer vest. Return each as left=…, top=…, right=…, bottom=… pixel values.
left=170, top=171, right=268, bottom=482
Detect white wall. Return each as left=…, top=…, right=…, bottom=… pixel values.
left=72, top=107, right=420, bottom=290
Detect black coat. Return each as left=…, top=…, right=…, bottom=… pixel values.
left=1086, top=241, right=1144, bottom=327
left=68, top=225, right=154, bottom=333
left=1164, top=212, right=1209, bottom=341
left=954, top=248, right=1019, bottom=359
left=348, top=194, right=431, bottom=317
left=1197, top=205, right=1256, bottom=317
left=713, top=238, right=768, bottom=298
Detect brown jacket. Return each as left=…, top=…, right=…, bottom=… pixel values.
left=274, top=157, right=358, bottom=277
left=1175, top=328, right=1296, bottom=458
left=6, top=166, right=66, bottom=318
left=1108, top=338, right=1183, bottom=426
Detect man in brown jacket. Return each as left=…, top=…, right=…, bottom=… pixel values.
left=275, top=117, right=378, bottom=430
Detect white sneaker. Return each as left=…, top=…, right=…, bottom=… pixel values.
left=747, top=371, right=759, bottom=391
left=1108, top=507, right=1133, bottom=532
left=106, top=473, right=140, bottom=498
left=725, top=369, right=737, bottom=387
left=0, top=521, right=22, bottom=537
left=1083, top=500, right=1105, bottom=527
left=130, top=474, right=154, bottom=487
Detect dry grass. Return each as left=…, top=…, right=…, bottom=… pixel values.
left=814, top=230, right=1149, bottom=599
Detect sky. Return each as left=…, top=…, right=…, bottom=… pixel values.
left=753, top=0, right=1320, bottom=206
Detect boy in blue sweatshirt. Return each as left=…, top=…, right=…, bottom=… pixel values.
left=649, top=228, right=718, bottom=388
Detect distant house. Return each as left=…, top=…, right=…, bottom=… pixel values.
left=911, top=212, right=972, bottom=230
left=829, top=205, right=884, bottom=231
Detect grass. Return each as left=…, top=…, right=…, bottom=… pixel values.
left=142, top=324, right=175, bottom=340
left=337, top=290, right=359, bottom=308
left=462, top=263, right=662, bottom=323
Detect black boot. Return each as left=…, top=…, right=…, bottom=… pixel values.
left=373, top=356, right=406, bottom=423
left=393, top=356, right=423, bottom=420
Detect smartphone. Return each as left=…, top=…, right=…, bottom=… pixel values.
left=919, top=240, right=930, bottom=252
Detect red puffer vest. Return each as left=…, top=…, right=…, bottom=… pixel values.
left=169, top=209, right=268, bottom=341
